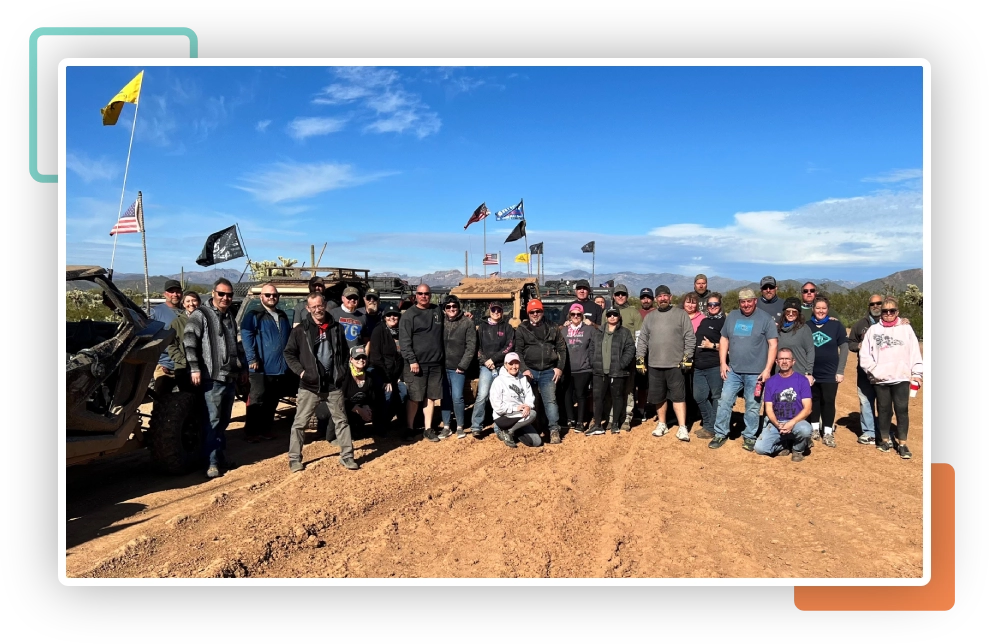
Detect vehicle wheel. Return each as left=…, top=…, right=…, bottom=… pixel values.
left=149, top=390, right=205, bottom=474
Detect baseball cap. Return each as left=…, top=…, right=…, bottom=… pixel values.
left=364, top=288, right=379, bottom=300
left=526, top=299, right=544, bottom=312
left=504, top=352, right=521, bottom=364
left=656, top=285, right=671, bottom=296
left=613, top=283, right=629, bottom=296
left=738, top=288, right=757, bottom=300
left=575, top=279, right=590, bottom=290
left=382, top=303, right=400, bottom=317
left=342, top=286, right=360, bottom=299
left=163, top=279, right=182, bottom=292
left=605, top=307, right=620, bottom=317
left=350, top=346, right=368, bottom=359
left=569, top=303, right=584, bottom=313
left=309, top=275, right=325, bottom=287
left=760, top=275, right=777, bottom=288
left=639, top=287, right=654, bottom=298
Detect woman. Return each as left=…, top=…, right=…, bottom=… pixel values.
left=859, top=297, right=923, bottom=459
left=472, top=303, right=515, bottom=439
left=808, top=296, right=849, bottom=448
left=692, top=293, right=725, bottom=439
left=165, top=291, right=201, bottom=389
left=335, top=346, right=377, bottom=438
left=440, top=294, right=477, bottom=439
left=562, top=303, right=594, bottom=432
left=368, top=303, right=406, bottom=433
left=776, top=297, right=815, bottom=383
left=489, top=352, right=542, bottom=448
left=587, top=307, right=635, bottom=435
left=679, top=292, right=704, bottom=427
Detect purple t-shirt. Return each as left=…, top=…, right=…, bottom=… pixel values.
left=763, top=372, right=812, bottom=424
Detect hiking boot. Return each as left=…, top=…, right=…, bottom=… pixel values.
left=708, top=435, right=728, bottom=449
left=437, top=427, right=452, bottom=440
left=423, top=428, right=441, bottom=443
left=791, top=451, right=805, bottom=463
left=206, top=464, right=221, bottom=478
left=779, top=448, right=792, bottom=457
left=811, top=427, right=821, bottom=441
left=858, top=434, right=876, bottom=445
left=471, top=429, right=483, bottom=440
left=502, top=430, right=518, bottom=448
left=822, top=432, right=836, bottom=448
left=585, top=425, right=605, bottom=436
left=289, top=461, right=304, bottom=473
left=339, top=456, right=360, bottom=470
left=897, top=444, right=912, bottom=460
left=694, top=427, right=714, bottom=439
left=742, top=437, right=756, bottom=452
left=549, top=428, right=562, bottom=444
left=621, top=419, right=632, bottom=432
left=877, top=440, right=893, bottom=453
left=651, top=422, right=669, bottom=438
left=457, top=428, right=467, bottom=439
left=676, top=425, right=690, bottom=442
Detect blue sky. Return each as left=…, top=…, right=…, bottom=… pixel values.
left=65, top=65, right=923, bottom=281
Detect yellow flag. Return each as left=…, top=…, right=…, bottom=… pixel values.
left=514, top=253, right=530, bottom=264
left=101, top=71, right=144, bottom=126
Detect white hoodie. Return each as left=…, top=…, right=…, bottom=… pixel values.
left=489, top=365, right=536, bottom=420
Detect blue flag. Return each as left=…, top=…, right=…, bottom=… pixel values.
left=494, top=199, right=524, bottom=221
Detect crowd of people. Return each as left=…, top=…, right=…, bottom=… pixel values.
left=149, top=272, right=924, bottom=479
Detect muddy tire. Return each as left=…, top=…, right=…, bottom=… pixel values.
left=149, top=390, right=205, bottom=474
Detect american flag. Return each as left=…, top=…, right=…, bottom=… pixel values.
left=482, top=253, right=499, bottom=265
left=109, top=198, right=143, bottom=236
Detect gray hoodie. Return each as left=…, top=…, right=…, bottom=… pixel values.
left=562, top=321, right=594, bottom=373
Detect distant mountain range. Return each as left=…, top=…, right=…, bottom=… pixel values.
left=68, top=265, right=922, bottom=297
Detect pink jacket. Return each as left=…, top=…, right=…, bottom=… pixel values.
left=858, top=322, right=923, bottom=384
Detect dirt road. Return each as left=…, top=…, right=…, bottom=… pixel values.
left=65, top=353, right=923, bottom=579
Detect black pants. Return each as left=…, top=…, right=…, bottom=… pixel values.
left=245, top=373, right=287, bottom=437
left=811, top=380, right=839, bottom=429
left=564, top=371, right=593, bottom=426
left=593, top=375, right=627, bottom=429
left=875, top=381, right=910, bottom=443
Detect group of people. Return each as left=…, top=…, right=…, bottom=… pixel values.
left=149, top=271, right=924, bottom=479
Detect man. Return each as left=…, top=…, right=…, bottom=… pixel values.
left=709, top=288, right=778, bottom=452
left=183, top=278, right=248, bottom=478
left=800, top=282, right=818, bottom=317
left=692, top=274, right=711, bottom=302
left=283, top=292, right=359, bottom=471
left=571, top=279, right=603, bottom=326
left=635, top=285, right=696, bottom=441
left=638, top=287, right=655, bottom=320
left=847, top=294, right=884, bottom=445
left=294, top=275, right=329, bottom=327
left=240, top=283, right=292, bottom=443
left=754, top=348, right=813, bottom=462
left=399, top=284, right=445, bottom=441
left=328, top=286, right=369, bottom=351
left=633, top=287, right=656, bottom=418
left=612, top=284, right=642, bottom=431
left=360, top=288, right=382, bottom=337
left=150, top=279, right=185, bottom=392
left=515, top=299, right=568, bottom=444
left=756, top=275, right=785, bottom=324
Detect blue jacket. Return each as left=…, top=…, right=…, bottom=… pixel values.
left=241, top=306, right=291, bottom=375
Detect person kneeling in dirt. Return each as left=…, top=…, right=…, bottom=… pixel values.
left=754, top=348, right=813, bottom=462
left=283, top=293, right=360, bottom=472
left=331, top=346, right=377, bottom=438
left=489, top=352, right=542, bottom=448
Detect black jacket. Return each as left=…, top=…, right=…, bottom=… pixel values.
left=477, top=316, right=515, bottom=368
left=284, top=317, right=349, bottom=394
left=515, top=320, right=567, bottom=373
left=399, top=304, right=444, bottom=366
left=443, top=308, right=477, bottom=372
left=369, top=323, right=404, bottom=383
left=694, top=314, right=726, bottom=371
left=591, top=323, right=635, bottom=377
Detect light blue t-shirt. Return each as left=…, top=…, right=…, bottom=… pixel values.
left=721, top=308, right=778, bottom=374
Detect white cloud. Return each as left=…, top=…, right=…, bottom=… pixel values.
left=286, top=116, right=348, bottom=140
left=256, top=119, right=271, bottom=132
left=366, top=110, right=441, bottom=138
left=66, top=153, right=119, bottom=183
left=312, top=84, right=371, bottom=105
left=235, top=161, right=396, bottom=203
left=862, top=168, right=923, bottom=183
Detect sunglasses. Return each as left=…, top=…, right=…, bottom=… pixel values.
left=882, top=308, right=898, bottom=314
left=706, top=302, right=721, bottom=308
left=606, top=312, right=620, bottom=317
left=614, top=293, right=627, bottom=297
left=262, top=293, right=279, bottom=298
left=802, top=289, right=816, bottom=294
left=215, top=291, right=233, bottom=298
left=490, top=307, right=503, bottom=313
left=345, top=295, right=359, bottom=301
left=444, top=304, right=459, bottom=309
left=416, top=292, right=431, bottom=296
left=529, top=309, right=543, bottom=314
left=570, top=312, right=583, bottom=317
left=869, top=302, right=883, bottom=307
left=352, top=356, right=367, bottom=361
left=761, top=285, right=775, bottom=290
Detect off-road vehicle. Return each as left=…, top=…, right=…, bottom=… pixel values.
left=449, top=276, right=539, bottom=327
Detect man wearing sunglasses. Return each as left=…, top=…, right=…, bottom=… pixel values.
left=515, top=299, right=568, bottom=444
left=240, top=283, right=292, bottom=443
left=756, top=275, right=784, bottom=324
left=847, top=293, right=887, bottom=446
left=400, top=285, right=446, bottom=441
left=611, top=284, right=642, bottom=432
left=183, top=278, right=249, bottom=479
left=328, top=286, right=370, bottom=353
left=800, top=282, right=818, bottom=317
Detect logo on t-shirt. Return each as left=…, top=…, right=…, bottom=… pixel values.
left=733, top=319, right=754, bottom=337
left=812, top=331, right=832, bottom=347
left=337, top=316, right=363, bottom=342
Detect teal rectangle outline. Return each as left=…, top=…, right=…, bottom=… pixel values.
left=29, top=27, right=198, bottom=183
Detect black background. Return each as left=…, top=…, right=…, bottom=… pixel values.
left=36, top=23, right=948, bottom=608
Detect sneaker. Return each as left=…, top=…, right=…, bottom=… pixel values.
left=779, top=448, right=792, bottom=457
left=423, top=428, right=441, bottom=443
left=457, top=428, right=467, bottom=439
left=877, top=440, right=893, bottom=453
left=573, top=425, right=586, bottom=434
left=549, top=428, right=562, bottom=444
left=742, top=437, right=756, bottom=452
left=791, top=451, right=805, bottom=463
left=897, top=444, right=912, bottom=460
left=206, top=464, right=221, bottom=478
left=289, top=461, right=304, bottom=473
left=611, top=427, right=621, bottom=434
left=676, top=425, right=690, bottom=442
left=823, top=432, right=836, bottom=448
left=621, top=419, right=632, bottom=432
left=708, top=435, right=728, bottom=449
left=694, top=428, right=714, bottom=439
left=651, top=422, right=669, bottom=438
left=858, top=434, right=876, bottom=445
left=437, top=427, right=452, bottom=440
left=339, top=456, right=360, bottom=470
left=585, top=425, right=605, bottom=436
left=471, top=429, right=483, bottom=440
left=567, top=420, right=577, bottom=430
left=502, top=431, right=518, bottom=448
left=811, top=427, right=821, bottom=442
left=402, top=429, right=418, bottom=442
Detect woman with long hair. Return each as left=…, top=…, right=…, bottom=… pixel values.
left=807, top=296, right=849, bottom=448
left=692, top=293, right=725, bottom=439
left=562, top=303, right=594, bottom=432
left=678, top=292, right=704, bottom=427
left=776, top=297, right=815, bottom=383
left=859, top=297, right=923, bottom=459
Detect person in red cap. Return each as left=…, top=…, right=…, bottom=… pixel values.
left=514, top=299, right=568, bottom=443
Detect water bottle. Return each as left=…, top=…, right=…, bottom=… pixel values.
left=754, top=380, right=763, bottom=397
left=910, top=380, right=920, bottom=398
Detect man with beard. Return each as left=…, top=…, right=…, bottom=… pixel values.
left=756, top=275, right=785, bottom=324
left=515, top=299, right=568, bottom=444
left=754, top=348, right=813, bottom=462
left=150, top=279, right=185, bottom=392
left=692, top=274, right=711, bottom=302
left=328, top=286, right=369, bottom=352
left=847, top=294, right=886, bottom=446
left=360, top=288, right=383, bottom=337
left=570, top=279, right=603, bottom=326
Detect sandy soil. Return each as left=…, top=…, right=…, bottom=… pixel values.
left=65, top=352, right=924, bottom=579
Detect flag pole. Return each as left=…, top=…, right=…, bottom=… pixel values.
left=109, top=72, right=143, bottom=275
left=483, top=217, right=487, bottom=277
left=592, top=248, right=596, bottom=288
left=236, top=223, right=251, bottom=282
left=137, top=192, right=150, bottom=313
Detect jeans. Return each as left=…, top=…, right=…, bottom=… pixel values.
left=755, top=420, right=812, bottom=456
left=471, top=366, right=497, bottom=431
left=528, top=368, right=561, bottom=430
left=441, top=369, right=467, bottom=429
left=713, top=370, right=760, bottom=440
left=856, top=370, right=878, bottom=438
left=202, top=379, right=236, bottom=467
left=693, top=366, right=723, bottom=431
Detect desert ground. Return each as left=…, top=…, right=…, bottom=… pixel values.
left=65, top=352, right=923, bottom=579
